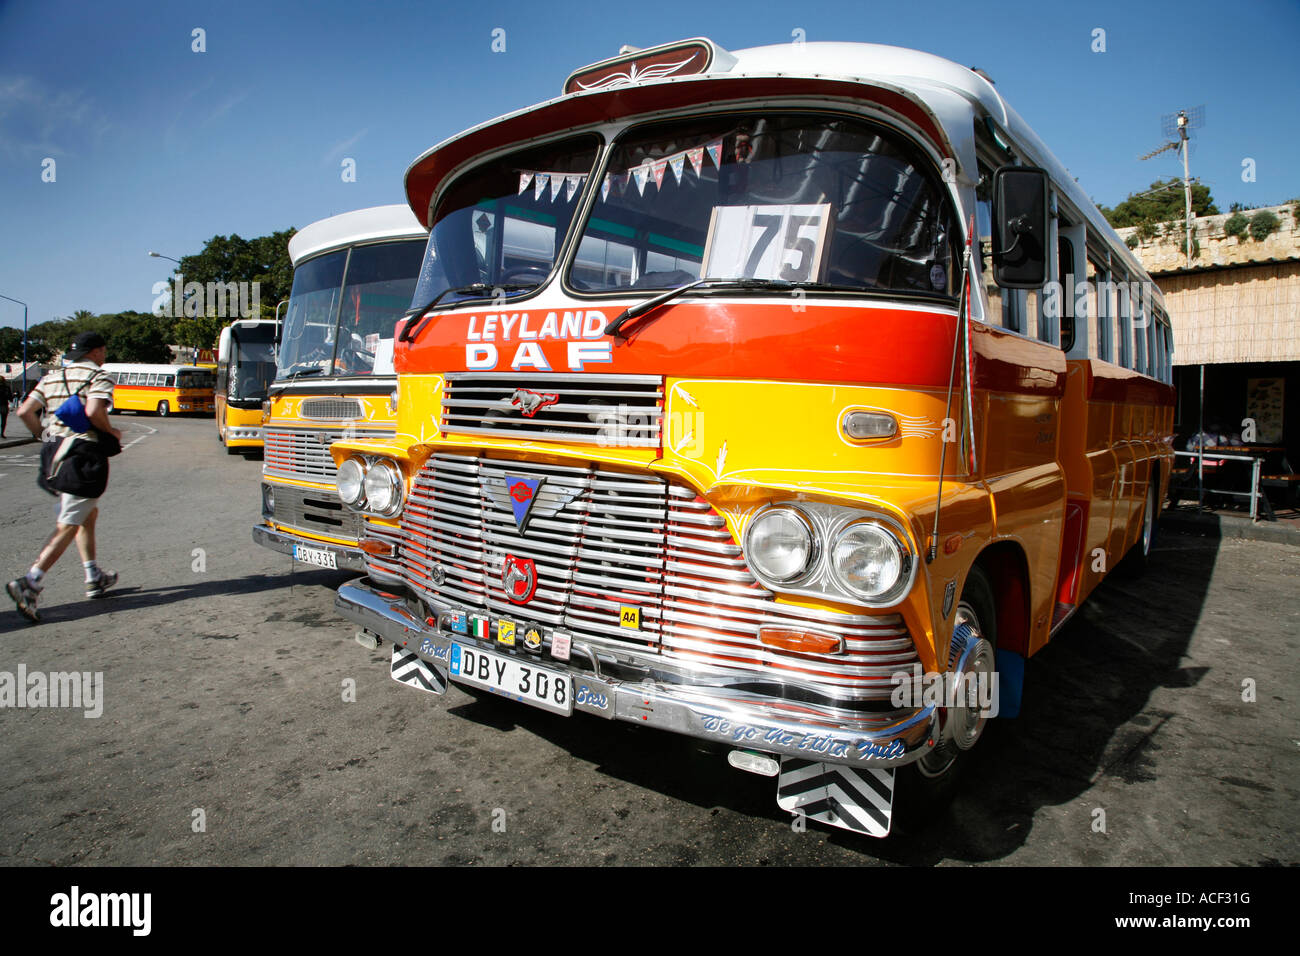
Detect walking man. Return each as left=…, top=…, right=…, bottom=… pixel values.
left=7, top=332, right=121, bottom=623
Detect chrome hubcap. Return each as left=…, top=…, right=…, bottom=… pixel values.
left=917, top=602, right=994, bottom=776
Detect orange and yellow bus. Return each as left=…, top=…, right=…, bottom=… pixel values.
left=102, top=363, right=216, bottom=416
left=252, top=205, right=428, bottom=571
left=328, top=39, right=1174, bottom=837
left=216, top=318, right=278, bottom=454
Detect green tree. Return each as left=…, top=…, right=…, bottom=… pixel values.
left=171, top=228, right=296, bottom=320
left=1100, top=179, right=1219, bottom=229
left=1224, top=213, right=1249, bottom=240
left=31, top=311, right=175, bottom=363
left=106, top=311, right=176, bottom=362
left=173, top=315, right=228, bottom=352
left=0, top=326, right=27, bottom=362
left=27, top=318, right=80, bottom=357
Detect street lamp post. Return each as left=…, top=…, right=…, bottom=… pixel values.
left=148, top=251, right=190, bottom=360
left=0, top=293, right=29, bottom=398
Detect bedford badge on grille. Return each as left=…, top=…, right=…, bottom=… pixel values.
left=481, top=472, right=583, bottom=534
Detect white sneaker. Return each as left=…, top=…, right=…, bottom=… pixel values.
left=86, top=570, right=118, bottom=599
left=7, top=577, right=41, bottom=622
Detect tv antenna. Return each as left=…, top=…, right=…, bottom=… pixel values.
left=1140, top=106, right=1205, bottom=267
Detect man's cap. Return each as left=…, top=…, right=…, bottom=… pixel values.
left=68, top=331, right=107, bottom=358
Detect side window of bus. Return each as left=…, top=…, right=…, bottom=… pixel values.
left=975, top=167, right=1004, bottom=328
left=1086, top=256, right=1111, bottom=361
left=1115, top=279, right=1131, bottom=368
left=1133, top=301, right=1148, bottom=373
left=164, top=375, right=175, bottom=387
left=1056, top=235, right=1075, bottom=351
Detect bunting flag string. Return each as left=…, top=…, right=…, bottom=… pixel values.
left=518, top=136, right=726, bottom=206
left=705, top=139, right=722, bottom=170
left=651, top=158, right=668, bottom=189
left=513, top=170, right=588, bottom=202
left=687, top=146, right=704, bottom=177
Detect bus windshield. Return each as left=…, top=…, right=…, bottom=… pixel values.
left=572, top=112, right=957, bottom=297
left=178, top=369, right=215, bottom=389
left=410, top=134, right=601, bottom=309
left=278, top=239, right=426, bottom=379
left=229, top=325, right=278, bottom=401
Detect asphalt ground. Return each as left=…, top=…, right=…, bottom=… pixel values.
left=0, top=415, right=1296, bottom=866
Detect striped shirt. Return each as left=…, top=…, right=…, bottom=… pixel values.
left=29, top=362, right=115, bottom=442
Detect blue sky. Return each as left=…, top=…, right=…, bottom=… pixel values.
left=1, top=0, right=1297, bottom=330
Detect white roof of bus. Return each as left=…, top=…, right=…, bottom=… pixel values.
left=102, top=364, right=208, bottom=373
left=406, top=39, right=1156, bottom=298
left=288, top=204, right=427, bottom=266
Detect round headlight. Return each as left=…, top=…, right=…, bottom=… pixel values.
left=363, top=460, right=403, bottom=515
left=831, top=522, right=907, bottom=601
left=746, top=507, right=816, bottom=584
left=336, top=458, right=366, bottom=506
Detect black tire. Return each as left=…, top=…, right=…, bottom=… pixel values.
left=157, top=401, right=170, bottom=417
left=895, top=564, right=998, bottom=825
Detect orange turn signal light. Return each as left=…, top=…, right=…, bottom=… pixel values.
left=758, top=627, right=844, bottom=655
left=358, top=538, right=396, bottom=557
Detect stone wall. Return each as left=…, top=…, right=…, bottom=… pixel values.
left=1118, top=203, right=1300, bottom=275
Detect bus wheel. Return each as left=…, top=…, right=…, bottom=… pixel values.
left=895, top=564, right=998, bottom=825
left=157, top=401, right=170, bottom=417
left=1121, top=474, right=1160, bottom=577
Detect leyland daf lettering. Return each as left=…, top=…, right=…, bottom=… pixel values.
left=464, top=311, right=612, bottom=370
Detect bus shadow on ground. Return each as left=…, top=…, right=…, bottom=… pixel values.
left=443, top=528, right=1219, bottom=863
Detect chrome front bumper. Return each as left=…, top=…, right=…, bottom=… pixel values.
left=226, top=426, right=263, bottom=442
left=335, top=577, right=938, bottom=769
left=251, top=524, right=367, bottom=572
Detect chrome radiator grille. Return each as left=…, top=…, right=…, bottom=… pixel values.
left=379, top=452, right=918, bottom=702
left=268, top=483, right=365, bottom=541
left=263, top=427, right=395, bottom=482
left=440, top=373, right=664, bottom=447
left=301, top=398, right=363, bottom=420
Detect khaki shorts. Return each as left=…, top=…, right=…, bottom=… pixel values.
left=56, top=494, right=99, bottom=526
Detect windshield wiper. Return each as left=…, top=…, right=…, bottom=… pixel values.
left=398, top=282, right=539, bottom=343
left=284, top=366, right=326, bottom=380
left=605, top=277, right=815, bottom=339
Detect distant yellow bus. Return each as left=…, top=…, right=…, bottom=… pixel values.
left=102, top=363, right=216, bottom=416
left=216, top=319, right=279, bottom=453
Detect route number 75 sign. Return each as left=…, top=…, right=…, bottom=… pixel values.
left=702, top=203, right=833, bottom=282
